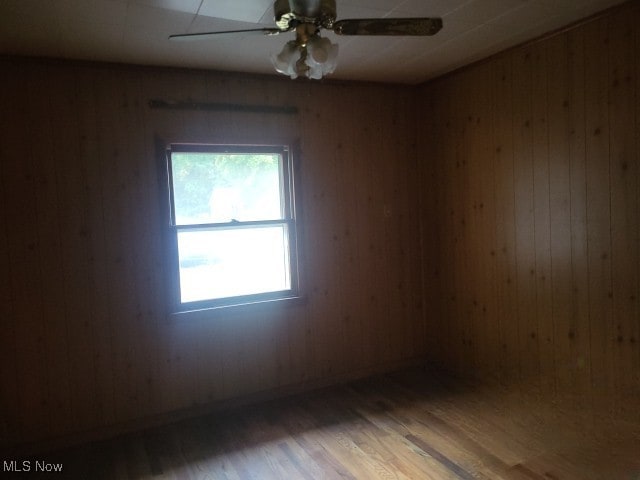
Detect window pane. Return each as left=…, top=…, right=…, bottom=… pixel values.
left=177, top=225, right=291, bottom=303
left=171, top=152, right=283, bottom=225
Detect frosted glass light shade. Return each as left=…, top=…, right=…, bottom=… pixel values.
left=306, top=37, right=338, bottom=76
left=271, top=41, right=302, bottom=78
left=307, top=35, right=329, bottom=63
left=272, top=34, right=339, bottom=80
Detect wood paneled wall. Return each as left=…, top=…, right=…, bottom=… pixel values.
left=0, top=60, right=423, bottom=449
left=418, top=3, right=640, bottom=414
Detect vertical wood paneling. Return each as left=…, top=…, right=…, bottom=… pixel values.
left=335, top=90, right=367, bottom=374
left=635, top=2, right=640, bottom=398
left=0, top=64, right=19, bottom=448
left=531, top=44, right=554, bottom=395
left=441, top=79, right=459, bottom=372
left=2, top=59, right=423, bottom=449
left=512, top=46, right=540, bottom=387
left=122, top=70, right=162, bottom=419
left=583, top=17, right=614, bottom=411
left=94, top=68, right=148, bottom=424
left=454, top=63, right=500, bottom=379
left=453, top=74, right=473, bottom=375
left=567, top=27, right=592, bottom=406
left=29, top=64, right=75, bottom=436
left=3, top=62, right=51, bottom=443
left=475, top=63, right=499, bottom=380
left=462, top=67, right=483, bottom=376
left=419, top=2, right=640, bottom=410
left=491, top=56, right=519, bottom=384
left=362, top=97, right=390, bottom=369
left=47, top=64, right=100, bottom=432
left=74, top=65, right=117, bottom=428
left=419, top=81, right=447, bottom=368
left=608, top=8, right=639, bottom=414
left=546, top=34, right=574, bottom=399
left=299, top=85, right=347, bottom=378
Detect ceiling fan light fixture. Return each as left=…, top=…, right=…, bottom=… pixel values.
left=169, top=0, right=442, bottom=82
left=272, top=32, right=338, bottom=80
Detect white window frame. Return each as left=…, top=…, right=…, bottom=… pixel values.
left=165, top=143, right=301, bottom=312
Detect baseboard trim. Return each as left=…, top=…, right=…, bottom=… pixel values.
left=3, top=356, right=429, bottom=457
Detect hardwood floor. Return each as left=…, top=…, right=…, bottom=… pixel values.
left=17, top=368, right=640, bottom=479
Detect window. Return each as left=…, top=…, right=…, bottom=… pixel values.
left=166, top=143, right=300, bottom=311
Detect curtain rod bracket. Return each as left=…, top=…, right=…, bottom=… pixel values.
left=149, top=99, right=298, bottom=115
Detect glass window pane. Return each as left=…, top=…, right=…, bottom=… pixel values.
left=171, top=152, right=283, bottom=225
left=177, top=225, right=291, bottom=303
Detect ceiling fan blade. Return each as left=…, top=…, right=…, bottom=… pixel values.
left=332, top=17, right=442, bottom=36
left=169, top=28, right=283, bottom=41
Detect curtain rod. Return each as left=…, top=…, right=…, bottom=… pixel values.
left=148, top=99, right=298, bottom=115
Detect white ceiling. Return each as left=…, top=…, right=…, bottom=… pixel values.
left=0, top=0, right=627, bottom=84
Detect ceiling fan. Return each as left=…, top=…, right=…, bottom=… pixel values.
left=169, top=0, right=443, bottom=80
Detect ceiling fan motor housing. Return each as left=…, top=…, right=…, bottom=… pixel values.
left=274, top=0, right=337, bottom=30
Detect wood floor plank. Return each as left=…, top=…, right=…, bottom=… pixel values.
left=25, top=367, right=640, bottom=479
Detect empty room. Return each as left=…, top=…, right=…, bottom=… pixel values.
left=1, top=0, right=639, bottom=478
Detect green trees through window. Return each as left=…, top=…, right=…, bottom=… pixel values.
left=171, top=152, right=282, bottom=224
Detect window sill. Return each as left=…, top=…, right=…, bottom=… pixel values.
left=168, top=294, right=307, bottom=322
